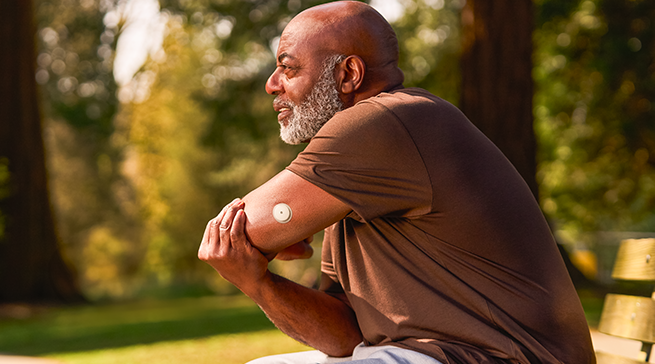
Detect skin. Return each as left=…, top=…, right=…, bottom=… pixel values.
left=198, top=1, right=404, bottom=357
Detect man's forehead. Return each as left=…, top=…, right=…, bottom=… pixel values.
left=275, top=40, right=302, bottom=63
left=276, top=27, right=323, bottom=61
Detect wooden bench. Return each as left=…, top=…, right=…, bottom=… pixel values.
left=596, top=238, right=655, bottom=363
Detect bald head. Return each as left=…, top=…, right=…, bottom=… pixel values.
left=280, top=1, right=404, bottom=93
left=292, top=2, right=399, bottom=68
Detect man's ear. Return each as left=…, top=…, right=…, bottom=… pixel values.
left=337, top=55, right=365, bottom=94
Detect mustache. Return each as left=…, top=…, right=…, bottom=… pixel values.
left=273, top=97, right=294, bottom=110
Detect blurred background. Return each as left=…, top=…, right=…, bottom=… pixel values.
left=0, top=0, right=654, bottom=361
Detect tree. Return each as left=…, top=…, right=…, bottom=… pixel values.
left=457, top=0, right=598, bottom=288
left=0, top=0, right=82, bottom=302
left=459, top=0, right=538, bottom=198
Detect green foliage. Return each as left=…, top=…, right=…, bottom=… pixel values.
left=34, top=0, right=135, bottom=299
left=35, top=0, right=118, bottom=136
left=112, top=2, right=318, bottom=297
left=35, top=0, right=655, bottom=301
left=534, top=0, right=655, bottom=240
left=393, top=0, right=463, bottom=103
left=37, top=0, right=335, bottom=300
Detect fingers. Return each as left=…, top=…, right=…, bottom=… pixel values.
left=231, top=209, right=246, bottom=240
left=198, top=198, right=270, bottom=290
left=199, top=208, right=225, bottom=259
left=202, top=200, right=232, bottom=244
left=199, top=198, right=243, bottom=257
left=219, top=199, right=242, bottom=230
left=229, top=209, right=251, bottom=251
left=218, top=199, right=245, bottom=254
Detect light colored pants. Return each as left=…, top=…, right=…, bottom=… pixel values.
left=246, top=343, right=443, bottom=364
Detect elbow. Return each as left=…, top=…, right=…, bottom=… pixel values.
left=328, top=342, right=361, bottom=358
left=319, top=329, right=363, bottom=357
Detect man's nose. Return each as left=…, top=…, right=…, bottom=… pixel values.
left=265, top=69, right=283, bottom=95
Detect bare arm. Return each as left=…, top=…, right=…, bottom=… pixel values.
left=198, top=200, right=362, bottom=356
left=241, top=169, right=351, bottom=255
left=252, top=271, right=363, bottom=356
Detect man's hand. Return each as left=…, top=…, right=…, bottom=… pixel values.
left=275, top=236, right=314, bottom=260
left=264, top=236, right=315, bottom=261
left=198, top=198, right=269, bottom=292
left=198, top=198, right=362, bottom=356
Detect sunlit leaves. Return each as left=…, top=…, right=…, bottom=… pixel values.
left=393, top=0, right=463, bottom=103
left=45, top=0, right=328, bottom=299
left=35, top=0, right=118, bottom=135
left=35, top=0, right=655, bottom=299
left=535, top=0, right=655, bottom=235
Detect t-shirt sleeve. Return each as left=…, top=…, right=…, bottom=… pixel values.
left=286, top=98, right=432, bottom=222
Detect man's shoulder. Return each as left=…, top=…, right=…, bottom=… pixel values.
left=353, top=87, right=455, bottom=115
left=313, top=89, right=437, bottom=145
left=317, top=87, right=467, bottom=146
left=372, top=87, right=442, bottom=104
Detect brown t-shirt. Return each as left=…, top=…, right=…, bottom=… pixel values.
left=286, top=88, right=595, bottom=364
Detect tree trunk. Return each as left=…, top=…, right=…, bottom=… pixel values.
left=0, top=0, right=83, bottom=303
left=459, top=0, right=538, bottom=199
left=459, top=0, right=597, bottom=289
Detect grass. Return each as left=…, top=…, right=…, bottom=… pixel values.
left=51, top=331, right=309, bottom=364
left=0, top=291, right=606, bottom=363
left=0, top=295, right=310, bottom=363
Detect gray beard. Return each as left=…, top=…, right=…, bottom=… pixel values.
left=277, top=55, right=345, bottom=145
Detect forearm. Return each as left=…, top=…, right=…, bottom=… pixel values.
left=243, top=271, right=362, bottom=357
left=199, top=198, right=359, bottom=355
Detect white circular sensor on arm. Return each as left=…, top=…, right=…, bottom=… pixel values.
left=273, top=203, right=292, bottom=224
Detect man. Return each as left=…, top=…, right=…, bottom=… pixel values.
left=198, top=1, right=596, bottom=363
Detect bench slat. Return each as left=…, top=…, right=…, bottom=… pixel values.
left=599, top=294, right=655, bottom=343
left=612, top=239, right=655, bottom=281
